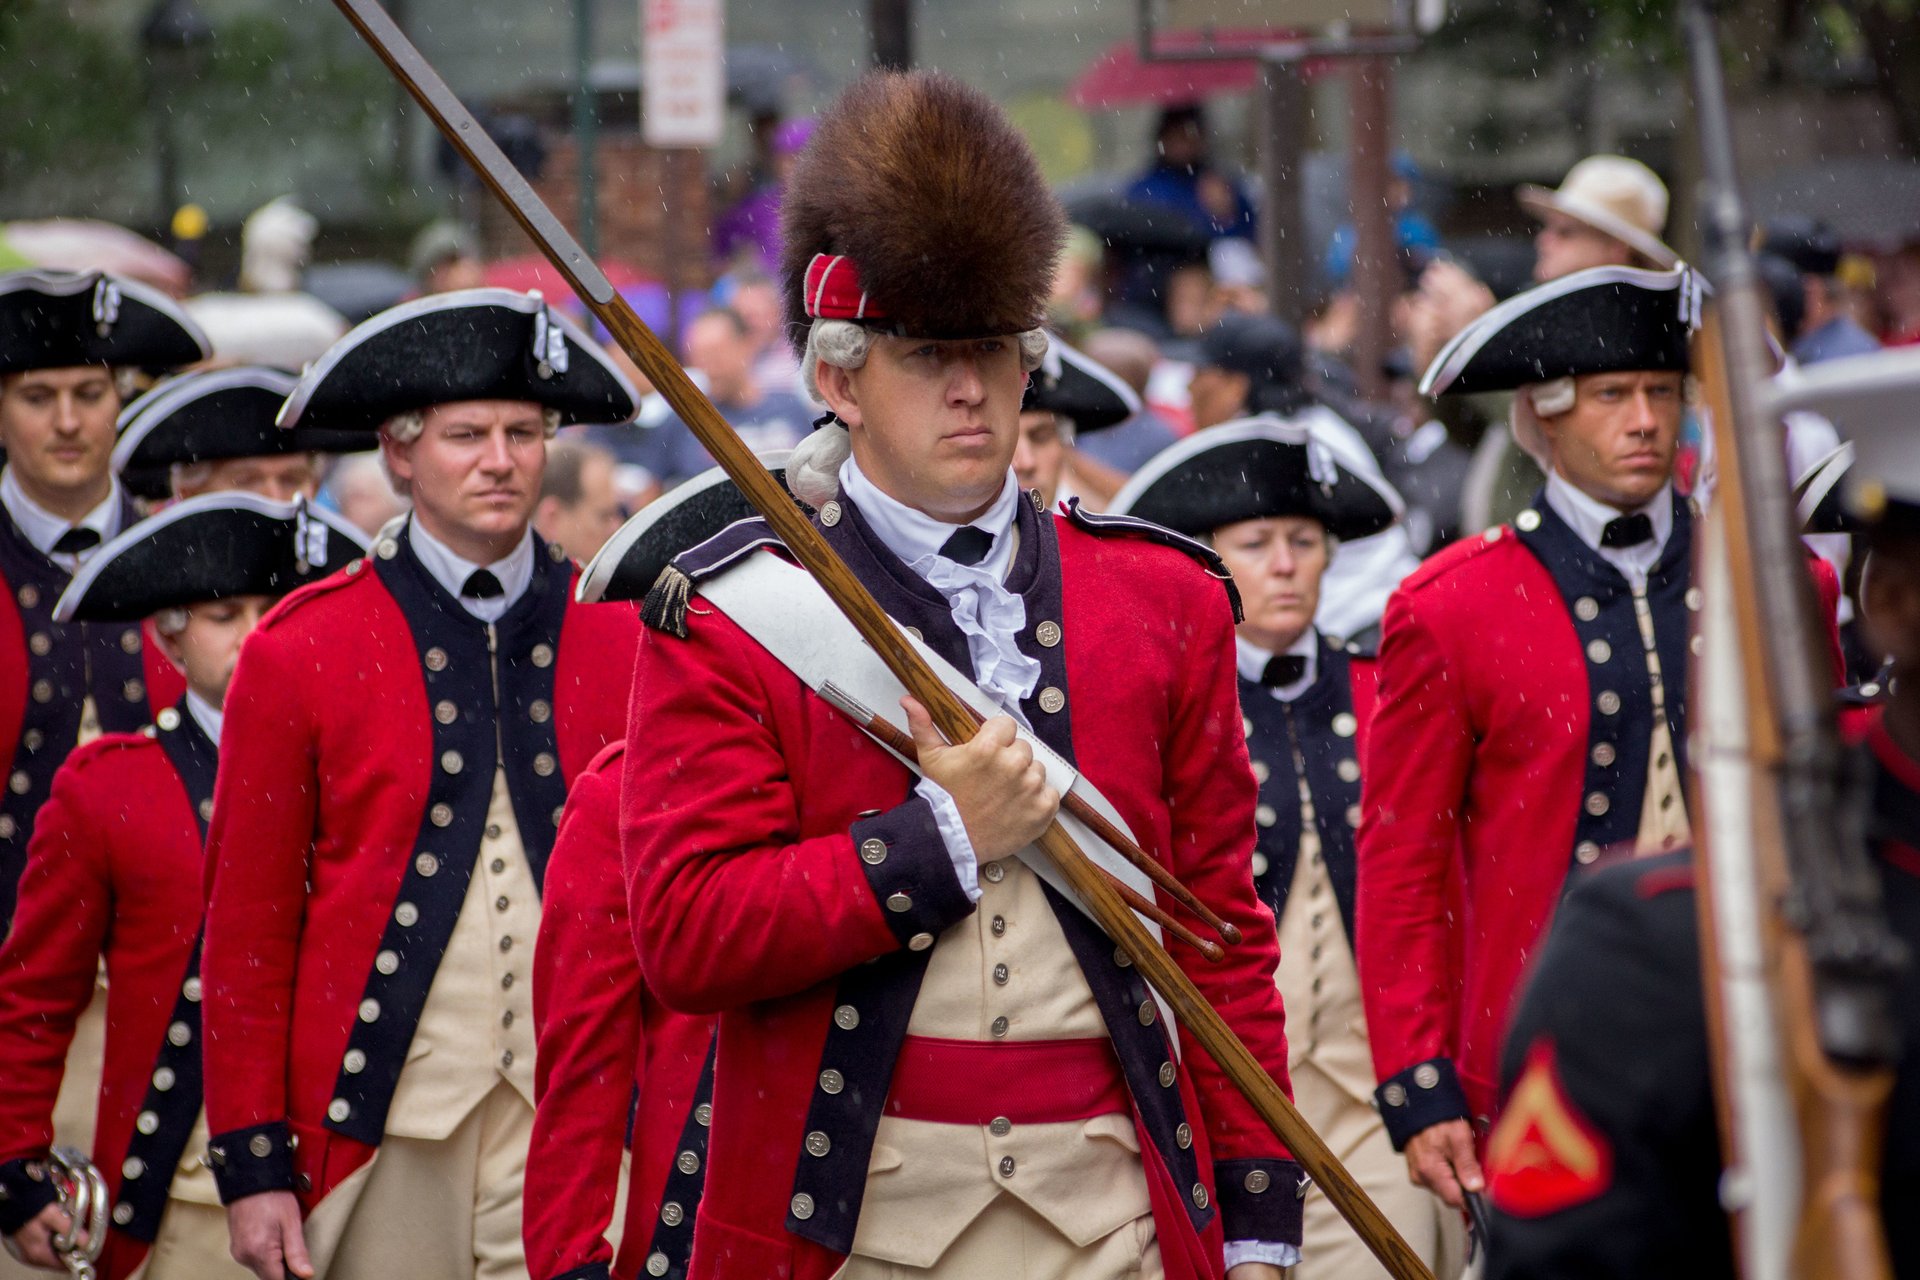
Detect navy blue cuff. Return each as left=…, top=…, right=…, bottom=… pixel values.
left=0, top=1157, right=59, bottom=1236
left=1375, top=1057, right=1470, bottom=1150
left=851, top=798, right=975, bottom=950
left=206, top=1121, right=296, bottom=1203
left=547, top=1266, right=612, bottom=1280
left=1213, top=1158, right=1305, bottom=1248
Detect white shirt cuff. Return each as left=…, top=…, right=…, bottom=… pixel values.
left=1223, top=1241, right=1302, bottom=1270
left=914, top=776, right=981, bottom=902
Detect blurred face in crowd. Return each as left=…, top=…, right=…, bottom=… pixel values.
left=819, top=333, right=1025, bottom=524
left=1188, top=363, right=1250, bottom=432
left=1539, top=369, right=1684, bottom=510
left=174, top=453, right=323, bottom=503
left=730, top=282, right=785, bottom=356
left=1012, top=410, right=1069, bottom=509
left=158, top=595, right=272, bottom=708
left=425, top=254, right=487, bottom=295
left=383, top=399, right=546, bottom=562
left=686, top=312, right=756, bottom=404
left=534, top=451, right=625, bottom=561
left=0, top=365, right=120, bottom=517
left=1157, top=116, right=1206, bottom=168
left=1533, top=211, right=1636, bottom=282
left=1213, top=515, right=1330, bottom=654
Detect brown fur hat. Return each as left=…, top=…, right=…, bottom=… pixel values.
left=780, top=70, right=1066, bottom=347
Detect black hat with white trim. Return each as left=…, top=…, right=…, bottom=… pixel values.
left=1107, top=412, right=1402, bottom=541
left=1772, top=347, right=1920, bottom=533
left=1419, top=264, right=1700, bottom=398
left=276, top=288, right=638, bottom=436
left=578, top=451, right=794, bottom=605
left=0, top=269, right=210, bottom=377
left=1792, top=441, right=1855, bottom=535
left=113, top=366, right=365, bottom=491
left=52, top=493, right=369, bottom=622
left=1022, top=338, right=1139, bottom=433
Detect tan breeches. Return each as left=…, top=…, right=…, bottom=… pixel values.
left=1288, top=1063, right=1467, bottom=1280
left=132, top=1199, right=255, bottom=1280
left=834, top=1194, right=1162, bottom=1280
left=324, top=1081, right=533, bottom=1280
left=0, top=986, right=110, bottom=1280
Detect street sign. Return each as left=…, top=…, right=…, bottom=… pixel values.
left=642, top=0, right=725, bottom=148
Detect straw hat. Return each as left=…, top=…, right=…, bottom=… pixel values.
left=1517, top=155, right=1678, bottom=269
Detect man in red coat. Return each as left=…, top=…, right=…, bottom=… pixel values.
left=1359, top=266, right=1718, bottom=1210
left=0, top=494, right=364, bottom=1280
left=0, top=269, right=208, bottom=935
left=623, top=72, right=1303, bottom=1280
left=200, top=289, right=641, bottom=1280
left=1112, top=417, right=1463, bottom=1278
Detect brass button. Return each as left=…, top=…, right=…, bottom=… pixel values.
left=0, top=816, right=14, bottom=839
left=1251, top=760, right=1270, bottom=784
left=819, top=500, right=843, bottom=527
left=434, top=700, right=458, bottom=725
left=328, top=1098, right=351, bottom=1123
left=31, top=679, right=52, bottom=703
left=123, top=1157, right=145, bottom=1179
left=153, top=1068, right=176, bottom=1092
left=120, top=629, right=142, bottom=654
left=819, top=1069, right=845, bottom=1095
left=501, top=973, right=515, bottom=990
left=8, top=771, right=29, bottom=795
left=198, top=799, right=214, bottom=822
left=424, top=646, right=448, bottom=671
left=993, top=962, right=1009, bottom=985
left=113, top=1203, right=134, bottom=1226
left=531, top=643, right=555, bottom=668
left=908, top=932, right=934, bottom=951
left=1596, top=690, right=1622, bottom=716
left=1159, top=1061, right=1177, bottom=1088
left=430, top=803, right=454, bottom=828
left=533, top=752, right=557, bottom=777
left=1585, top=791, right=1611, bottom=817
left=833, top=1005, right=859, bottom=1031
left=395, top=902, right=419, bottom=927
left=501, top=1010, right=515, bottom=1028
left=16, top=585, right=37, bottom=608
left=905, top=626, right=923, bottom=642
left=376, top=950, right=399, bottom=975
left=1382, top=1083, right=1407, bottom=1107
left=1591, top=742, right=1617, bottom=767
left=999, top=1155, right=1017, bottom=1177
left=805, top=1131, right=831, bottom=1157
left=249, top=1134, right=274, bottom=1159
left=1114, top=947, right=1132, bottom=968
left=491, top=857, right=505, bottom=872
left=982, top=862, right=1006, bottom=884
left=991, top=1015, right=1010, bottom=1037
left=500, top=1050, right=514, bottom=1068
left=695, top=1103, right=712, bottom=1127
left=1331, top=712, right=1357, bottom=738
left=167, top=1021, right=191, bottom=1046
left=660, top=1201, right=684, bottom=1227
left=1252, top=852, right=1269, bottom=877
left=499, top=936, right=514, bottom=953
left=1575, top=596, right=1601, bottom=622
left=1337, top=758, right=1361, bottom=783
left=529, top=699, right=552, bottom=723
left=552, top=807, right=565, bottom=826
left=1685, top=587, right=1703, bottom=612
left=1034, top=620, right=1062, bottom=648
left=860, top=838, right=888, bottom=865
left=886, top=892, right=912, bottom=913
left=989, top=1116, right=1012, bottom=1136
left=136, top=1110, right=159, bottom=1135
left=1346, top=804, right=1363, bottom=829
left=675, top=1148, right=700, bottom=1176
left=26, top=632, right=50, bottom=655
left=376, top=538, right=398, bottom=560
left=1255, top=804, right=1277, bottom=828
left=1243, top=716, right=1254, bottom=739
left=1413, top=1063, right=1441, bottom=1089
left=440, top=750, right=464, bottom=775
left=790, top=1192, right=816, bottom=1220
left=991, top=915, right=1006, bottom=936
left=1515, top=508, right=1541, bottom=532
left=1587, top=639, right=1613, bottom=664
left=123, top=679, right=145, bottom=702
left=1037, top=686, right=1066, bottom=714
left=647, top=1253, right=670, bottom=1277
left=1138, top=1000, right=1157, bottom=1026
left=415, top=853, right=439, bottom=877
left=1191, top=1182, right=1209, bottom=1210
left=1176, top=1122, right=1193, bottom=1149
left=1575, top=841, right=1601, bottom=865
left=496, top=896, right=510, bottom=912
left=358, top=999, right=381, bottom=1023
left=344, top=1049, right=367, bottom=1074
left=1244, top=1168, right=1272, bottom=1193
left=157, top=707, right=181, bottom=731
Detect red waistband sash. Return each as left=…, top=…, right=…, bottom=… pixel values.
left=883, top=1035, right=1131, bottom=1125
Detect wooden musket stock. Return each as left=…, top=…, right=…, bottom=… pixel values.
left=328, top=2, right=1433, bottom=1275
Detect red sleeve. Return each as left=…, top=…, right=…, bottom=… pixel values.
left=621, top=605, right=971, bottom=1015
left=527, top=757, right=639, bottom=1280
left=0, top=757, right=114, bottom=1163
left=1808, top=550, right=1845, bottom=686
left=1356, top=588, right=1474, bottom=1087
left=202, top=626, right=319, bottom=1137
left=1159, top=572, right=1295, bottom=1163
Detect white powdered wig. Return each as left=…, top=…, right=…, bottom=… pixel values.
left=791, top=321, right=1049, bottom=505
left=377, top=405, right=561, bottom=495
left=1510, top=376, right=1578, bottom=463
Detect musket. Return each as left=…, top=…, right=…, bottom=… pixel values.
left=326, top=3, right=1434, bottom=1276
left=1681, top=4, right=1906, bottom=1277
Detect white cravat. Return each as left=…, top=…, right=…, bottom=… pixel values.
left=407, top=516, right=534, bottom=623
left=0, top=466, right=122, bottom=574
left=185, top=689, right=225, bottom=747
left=1234, top=631, right=1319, bottom=703
left=1543, top=472, right=1673, bottom=591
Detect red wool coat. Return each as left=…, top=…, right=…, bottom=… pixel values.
left=0, top=714, right=212, bottom=1280
left=201, top=536, right=640, bottom=1208
left=622, top=502, right=1302, bottom=1280
left=527, top=741, right=715, bottom=1280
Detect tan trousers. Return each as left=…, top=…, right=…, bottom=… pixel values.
left=1288, top=1063, right=1465, bottom=1280
left=0, top=986, right=110, bottom=1280
left=323, top=1082, right=533, bottom=1280
left=835, top=1193, right=1161, bottom=1280
left=133, top=1199, right=255, bottom=1280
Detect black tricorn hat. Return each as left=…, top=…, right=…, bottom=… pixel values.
left=577, top=451, right=794, bottom=604
left=0, top=269, right=210, bottom=377
left=1772, top=346, right=1920, bottom=529
left=276, top=288, right=638, bottom=436
left=113, top=366, right=365, bottom=492
left=1792, top=442, right=1855, bottom=535
left=1420, top=265, right=1699, bottom=398
left=1022, top=339, right=1139, bottom=434
left=1108, top=412, right=1402, bottom=542
left=781, top=71, right=1066, bottom=345
left=52, top=492, right=369, bottom=622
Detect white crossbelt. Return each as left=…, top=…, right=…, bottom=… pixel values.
left=699, top=551, right=1180, bottom=1046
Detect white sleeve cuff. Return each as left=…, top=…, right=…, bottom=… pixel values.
left=1223, top=1240, right=1302, bottom=1271
left=914, top=775, right=981, bottom=902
